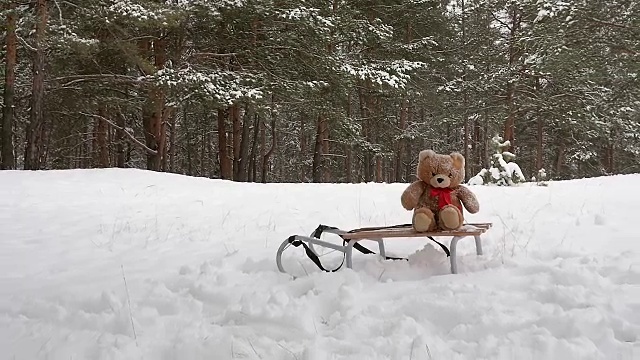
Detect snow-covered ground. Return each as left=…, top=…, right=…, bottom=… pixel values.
left=1, top=169, right=638, bottom=360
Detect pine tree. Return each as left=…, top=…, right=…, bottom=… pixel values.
left=470, top=135, right=525, bottom=186
left=0, top=0, right=636, bottom=181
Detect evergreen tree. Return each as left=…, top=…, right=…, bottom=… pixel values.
left=0, top=0, right=636, bottom=182
left=469, top=135, right=525, bottom=186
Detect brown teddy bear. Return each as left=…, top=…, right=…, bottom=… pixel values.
left=401, top=150, right=479, bottom=232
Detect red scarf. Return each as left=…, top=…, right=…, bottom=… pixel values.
left=430, top=187, right=462, bottom=211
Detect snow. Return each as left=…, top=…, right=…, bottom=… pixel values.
left=1, top=169, right=640, bottom=360
left=534, top=9, right=550, bottom=23
left=467, top=169, right=487, bottom=186
left=505, top=161, right=526, bottom=182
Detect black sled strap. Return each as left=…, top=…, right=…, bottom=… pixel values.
left=285, top=235, right=343, bottom=272
left=426, top=236, right=451, bottom=257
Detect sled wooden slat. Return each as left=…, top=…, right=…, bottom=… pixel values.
left=342, top=223, right=492, bottom=240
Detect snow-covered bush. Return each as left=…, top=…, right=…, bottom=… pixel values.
left=468, top=135, right=525, bottom=186
left=531, top=168, right=549, bottom=186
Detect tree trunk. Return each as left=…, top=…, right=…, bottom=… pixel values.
left=463, top=118, right=470, bottom=180
left=395, top=98, right=407, bottom=182
left=248, top=113, right=260, bottom=182
left=153, top=37, right=167, bottom=171
left=374, top=97, right=382, bottom=183
left=606, top=128, right=615, bottom=173
left=299, top=114, right=306, bottom=181
left=461, top=0, right=470, bottom=181
left=1, top=1, right=17, bottom=169
left=358, top=83, right=372, bottom=182
left=231, top=104, right=241, bottom=179
left=533, top=76, right=543, bottom=173
left=312, top=114, right=324, bottom=183
left=237, top=105, right=252, bottom=182
left=405, top=107, right=420, bottom=181
left=200, top=123, right=206, bottom=176
left=217, top=108, right=232, bottom=179
left=536, top=117, right=543, bottom=171
left=556, top=143, right=564, bottom=177
left=142, top=92, right=163, bottom=171
left=503, top=5, right=521, bottom=153
left=345, top=144, right=352, bottom=183
left=94, top=105, right=109, bottom=167
left=375, top=156, right=382, bottom=182
left=115, top=111, right=126, bottom=167
left=168, top=109, right=177, bottom=172
left=504, top=83, right=516, bottom=152
left=160, top=106, right=173, bottom=172
left=141, top=36, right=166, bottom=171
left=321, top=114, right=330, bottom=182
left=83, top=122, right=91, bottom=168
left=74, top=131, right=81, bottom=168
left=185, top=113, right=193, bottom=175
left=473, top=118, right=481, bottom=176
left=483, top=113, right=489, bottom=168
left=345, top=93, right=353, bottom=183
left=25, top=0, right=48, bottom=170
left=41, top=109, right=52, bottom=166
left=261, top=115, right=276, bottom=183
left=261, top=114, right=267, bottom=180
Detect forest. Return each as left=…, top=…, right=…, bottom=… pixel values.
left=0, top=0, right=638, bottom=183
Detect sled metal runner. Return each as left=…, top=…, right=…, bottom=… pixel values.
left=276, top=223, right=492, bottom=275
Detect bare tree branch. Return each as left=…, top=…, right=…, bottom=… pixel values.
left=490, top=11, right=512, bottom=31
left=15, top=33, right=37, bottom=52
left=79, top=112, right=158, bottom=155
left=192, top=52, right=240, bottom=58
left=588, top=17, right=631, bottom=29
left=48, top=74, right=146, bottom=88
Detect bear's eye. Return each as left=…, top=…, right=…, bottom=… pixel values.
left=448, top=173, right=453, bottom=178
left=432, top=172, right=436, bottom=177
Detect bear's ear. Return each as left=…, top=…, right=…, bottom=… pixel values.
left=450, top=152, right=465, bottom=170
left=419, top=150, right=436, bottom=162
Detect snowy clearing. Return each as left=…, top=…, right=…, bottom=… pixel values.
left=1, top=169, right=639, bottom=360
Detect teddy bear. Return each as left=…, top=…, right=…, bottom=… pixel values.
left=401, top=150, right=479, bottom=232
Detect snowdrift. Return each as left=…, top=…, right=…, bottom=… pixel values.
left=1, top=169, right=638, bottom=359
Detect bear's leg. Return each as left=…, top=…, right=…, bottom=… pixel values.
left=439, top=205, right=463, bottom=230
left=413, top=208, right=436, bottom=232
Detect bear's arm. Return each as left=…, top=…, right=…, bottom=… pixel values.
left=456, top=185, right=479, bottom=213
left=401, top=181, right=426, bottom=210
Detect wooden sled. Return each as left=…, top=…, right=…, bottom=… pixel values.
left=276, top=223, right=492, bottom=275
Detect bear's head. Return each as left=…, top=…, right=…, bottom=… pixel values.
left=416, top=150, right=465, bottom=188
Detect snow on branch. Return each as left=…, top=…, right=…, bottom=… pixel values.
left=108, top=0, right=165, bottom=21
left=106, top=0, right=186, bottom=25
left=275, top=6, right=334, bottom=34
left=151, top=67, right=265, bottom=105
left=340, top=60, right=425, bottom=89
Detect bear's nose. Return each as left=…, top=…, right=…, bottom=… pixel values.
left=437, top=177, right=444, bottom=183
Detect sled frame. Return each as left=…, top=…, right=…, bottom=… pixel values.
left=276, top=223, right=492, bottom=274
